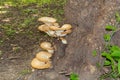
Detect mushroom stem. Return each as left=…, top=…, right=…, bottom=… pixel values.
left=60, top=37, right=67, bottom=44
left=47, top=49, right=54, bottom=54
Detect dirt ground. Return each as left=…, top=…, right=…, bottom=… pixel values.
left=0, top=4, right=62, bottom=80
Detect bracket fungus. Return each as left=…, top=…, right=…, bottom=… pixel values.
left=31, top=58, right=51, bottom=69
left=36, top=51, right=52, bottom=62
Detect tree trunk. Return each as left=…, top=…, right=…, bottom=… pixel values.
left=26, top=0, right=120, bottom=80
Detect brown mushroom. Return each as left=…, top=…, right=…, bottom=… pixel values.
left=53, top=23, right=60, bottom=27
left=38, top=25, right=56, bottom=37
left=61, top=29, right=72, bottom=34
left=40, top=41, right=53, bottom=50
left=61, top=24, right=72, bottom=30
left=36, top=51, right=52, bottom=62
left=49, top=26, right=61, bottom=31
left=55, top=30, right=66, bottom=37
left=38, top=24, right=50, bottom=32
left=31, top=58, right=51, bottom=69
left=46, top=30, right=56, bottom=37
left=40, top=42, right=54, bottom=53
left=38, top=17, right=57, bottom=26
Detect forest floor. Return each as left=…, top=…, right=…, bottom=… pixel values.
left=1, top=1, right=120, bottom=80
left=0, top=2, right=65, bottom=80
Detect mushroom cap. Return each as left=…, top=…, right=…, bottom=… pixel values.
left=53, top=23, right=60, bottom=27
left=36, top=51, right=52, bottom=62
left=38, top=25, right=50, bottom=32
left=40, top=41, right=53, bottom=50
left=38, top=17, right=57, bottom=23
left=61, top=29, right=72, bottom=34
left=49, top=26, right=62, bottom=30
left=31, top=58, right=51, bottom=69
left=61, top=24, right=72, bottom=30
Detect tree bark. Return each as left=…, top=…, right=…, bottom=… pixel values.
left=54, top=0, right=120, bottom=80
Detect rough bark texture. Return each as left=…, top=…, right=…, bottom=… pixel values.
left=26, top=0, right=120, bottom=80
left=59, top=0, right=120, bottom=80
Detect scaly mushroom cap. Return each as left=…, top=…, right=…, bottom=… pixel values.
left=61, top=24, right=72, bottom=30
left=36, top=51, right=52, bottom=62
left=38, top=25, right=50, bottom=32
left=40, top=41, right=53, bottom=50
left=31, top=58, right=51, bottom=69
left=38, top=17, right=57, bottom=25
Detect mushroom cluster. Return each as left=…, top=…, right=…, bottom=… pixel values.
left=31, top=17, right=72, bottom=69
left=38, top=17, right=72, bottom=44
left=31, top=41, right=54, bottom=69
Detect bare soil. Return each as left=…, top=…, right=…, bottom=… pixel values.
left=0, top=4, right=56, bottom=80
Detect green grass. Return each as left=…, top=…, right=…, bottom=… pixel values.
left=115, top=12, right=120, bottom=23
left=0, top=0, right=67, bottom=39
left=100, top=12, right=120, bottom=79
left=0, top=50, right=3, bottom=56
left=70, top=73, right=79, bottom=80
left=2, top=24, right=17, bottom=37
left=100, top=70, right=120, bottom=80
left=0, top=0, right=67, bottom=6
left=20, top=69, right=31, bottom=75
left=40, top=7, right=65, bottom=23
left=102, top=45, right=120, bottom=72
left=0, top=0, right=51, bottom=6
left=0, top=39, right=4, bottom=45
left=92, top=50, right=97, bottom=57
